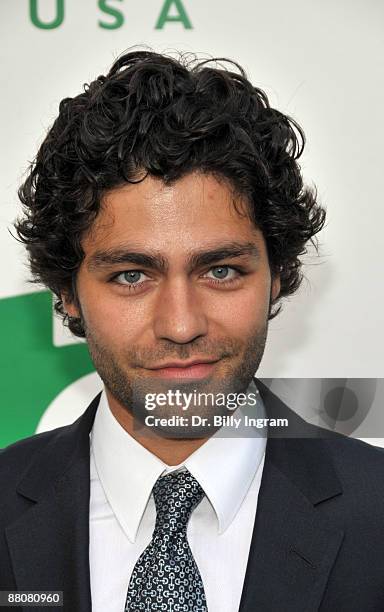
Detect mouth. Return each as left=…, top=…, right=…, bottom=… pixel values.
left=145, top=358, right=221, bottom=380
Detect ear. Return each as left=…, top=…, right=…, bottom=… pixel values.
left=271, top=274, right=281, bottom=301
left=61, top=293, right=80, bottom=318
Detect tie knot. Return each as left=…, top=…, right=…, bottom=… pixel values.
left=152, top=469, right=204, bottom=534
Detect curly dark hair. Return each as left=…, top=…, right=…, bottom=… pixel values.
left=14, top=49, right=325, bottom=338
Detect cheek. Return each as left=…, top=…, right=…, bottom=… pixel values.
left=208, top=284, right=271, bottom=335
left=80, top=289, right=147, bottom=344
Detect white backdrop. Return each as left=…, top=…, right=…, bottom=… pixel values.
left=0, top=1, right=383, bottom=442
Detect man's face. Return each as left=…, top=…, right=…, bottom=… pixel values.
left=65, top=172, right=280, bottom=435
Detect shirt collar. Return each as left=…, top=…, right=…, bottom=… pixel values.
left=91, top=379, right=266, bottom=542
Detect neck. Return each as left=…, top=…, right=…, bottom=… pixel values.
left=105, top=388, right=210, bottom=465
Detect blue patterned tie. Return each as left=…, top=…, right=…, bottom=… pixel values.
left=124, top=469, right=208, bottom=611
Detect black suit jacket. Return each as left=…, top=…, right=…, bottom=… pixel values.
left=2, top=379, right=384, bottom=611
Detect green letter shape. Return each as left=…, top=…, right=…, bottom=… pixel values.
left=98, top=0, right=124, bottom=29
left=30, top=0, right=64, bottom=30
left=155, top=0, right=192, bottom=29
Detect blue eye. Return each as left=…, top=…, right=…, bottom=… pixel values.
left=114, top=270, right=147, bottom=286
left=122, top=271, right=142, bottom=283
left=211, top=266, right=229, bottom=279
left=206, top=266, right=237, bottom=280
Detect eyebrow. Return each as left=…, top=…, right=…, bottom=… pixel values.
left=188, top=242, right=260, bottom=270
left=86, top=241, right=261, bottom=274
left=87, top=250, right=168, bottom=273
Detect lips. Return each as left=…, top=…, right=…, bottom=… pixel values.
left=148, top=358, right=219, bottom=370
left=146, top=358, right=220, bottom=380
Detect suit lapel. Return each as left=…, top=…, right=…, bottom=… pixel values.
left=5, top=393, right=101, bottom=612
left=238, top=380, right=344, bottom=612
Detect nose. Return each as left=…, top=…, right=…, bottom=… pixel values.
left=153, top=278, right=208, bottom=344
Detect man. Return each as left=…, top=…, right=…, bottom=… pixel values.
left=2, top=50, right=384, bottom=611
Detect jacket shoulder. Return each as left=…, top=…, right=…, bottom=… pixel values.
left=324, top=434, right=384, bottom=477
left=0, top=392, right=100, bottom=500
left=0, top=391, right=101, bottom=481
left=0, top=424, right=74, bottom=485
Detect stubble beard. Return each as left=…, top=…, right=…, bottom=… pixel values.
left=82, top=312, right=269, bottom=438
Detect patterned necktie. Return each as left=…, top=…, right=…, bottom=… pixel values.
left=124, top=469, right=208, bottom=611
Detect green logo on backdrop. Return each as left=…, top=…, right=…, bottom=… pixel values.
left=0, top=291, right=94, bottom=448
left=29, top=0, right=193, bottom=30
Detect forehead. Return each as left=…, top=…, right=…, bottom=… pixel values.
left=83, top=172, right=262, bottom=252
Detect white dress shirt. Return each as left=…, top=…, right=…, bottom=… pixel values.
left=89, top=380, right=266, bottom=612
